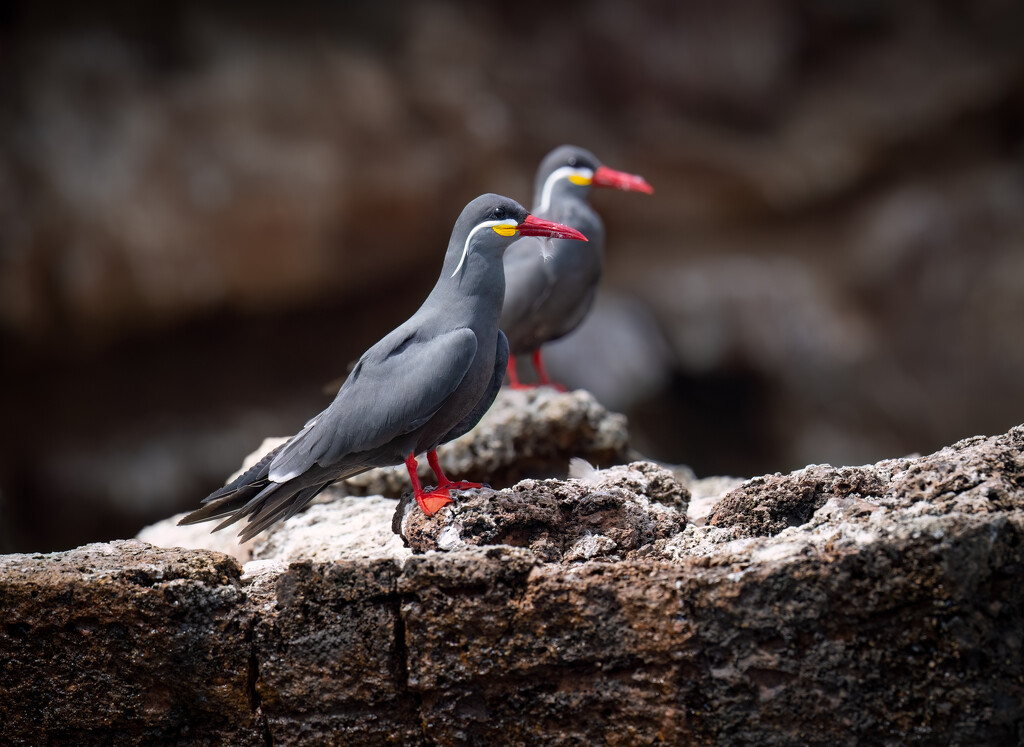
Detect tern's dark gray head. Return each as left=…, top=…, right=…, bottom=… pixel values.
left=534, top=146, right=601, bottom=212
left=533, top=145, right=654, bottom=214
left=448, top=193, right=588, bottom=277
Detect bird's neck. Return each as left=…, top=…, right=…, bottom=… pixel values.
left=534, top=186, right=596, bottom=223
left=428, top=251, right=506, bottom=326
left=533, top=180, right=591, bottom=216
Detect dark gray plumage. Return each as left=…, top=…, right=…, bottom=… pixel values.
left=180, top=194, right=586, bottom=540
left=500, top=145, right=653, bottom=388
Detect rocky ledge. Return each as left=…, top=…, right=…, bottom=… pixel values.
left=2, top=390, right=1023, bottom=745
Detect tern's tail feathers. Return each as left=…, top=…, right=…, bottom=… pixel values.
left=179, top=444, right=372, bottom=542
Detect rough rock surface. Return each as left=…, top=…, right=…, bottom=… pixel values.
left=0, top=542, right=262, bottom=745
left=396, top=461, right=688, bottom=562
left=3, top=424, right=1024, bottom=744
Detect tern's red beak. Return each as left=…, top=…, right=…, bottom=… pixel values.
left=517, top=215, right=588, bottom=241
left=592, top=166, right=654, bottom=194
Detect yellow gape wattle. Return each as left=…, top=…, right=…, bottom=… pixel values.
left=568, top=174, right=593, bottom=186
left=492, top=224, right=518, bottom=237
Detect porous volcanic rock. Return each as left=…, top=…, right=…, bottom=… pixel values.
left=2, top=425, right=1023, bottom=744
left=0, top=542, right=263, bottom=745
left=395, top=461, right=688, bottom=562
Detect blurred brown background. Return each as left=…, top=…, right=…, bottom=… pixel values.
left=2, top=0, right=1023, bottom=553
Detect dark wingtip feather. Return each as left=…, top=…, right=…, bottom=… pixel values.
left=235, top=484, right=324, bottom=542
left=179, top=444, right=371, bottom=541
left=178, top=489, right=257, bottom=526
left=179, top=443, right=284, bottom=525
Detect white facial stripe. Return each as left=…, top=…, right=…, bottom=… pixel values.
left=451, top=218, right=520, bottom=277
left=538, top=166, right=595, bottom=213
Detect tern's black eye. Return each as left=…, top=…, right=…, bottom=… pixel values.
left=568, top=156, right=577, bottom=167
left=492, top=206, right=506, bottom=220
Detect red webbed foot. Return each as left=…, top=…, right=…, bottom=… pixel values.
left=415, top=487, right=453, bottom=516
left=407, top=453, right=455, bottom=516
left=427, top=450, right=488, bottom=494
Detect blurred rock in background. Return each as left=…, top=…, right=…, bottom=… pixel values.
left=1, top=0, right=1023, bottom=551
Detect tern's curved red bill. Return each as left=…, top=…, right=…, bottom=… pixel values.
left=517, top=214, right=588, bottom=241
left=591, top=166, right=654, bottom=194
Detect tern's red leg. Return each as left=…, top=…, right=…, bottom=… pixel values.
left=532, top=350, right=567, bottom=392
left=506, top=357, right=530, bottom=389
left=428, top=449, right=484, bottom=491
left=405, top=453, right=451, bottom=515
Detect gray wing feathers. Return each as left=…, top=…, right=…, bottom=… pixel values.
left=269, top=327, right=478, bottom=482
left=441, top=330, right=509, bottom=442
